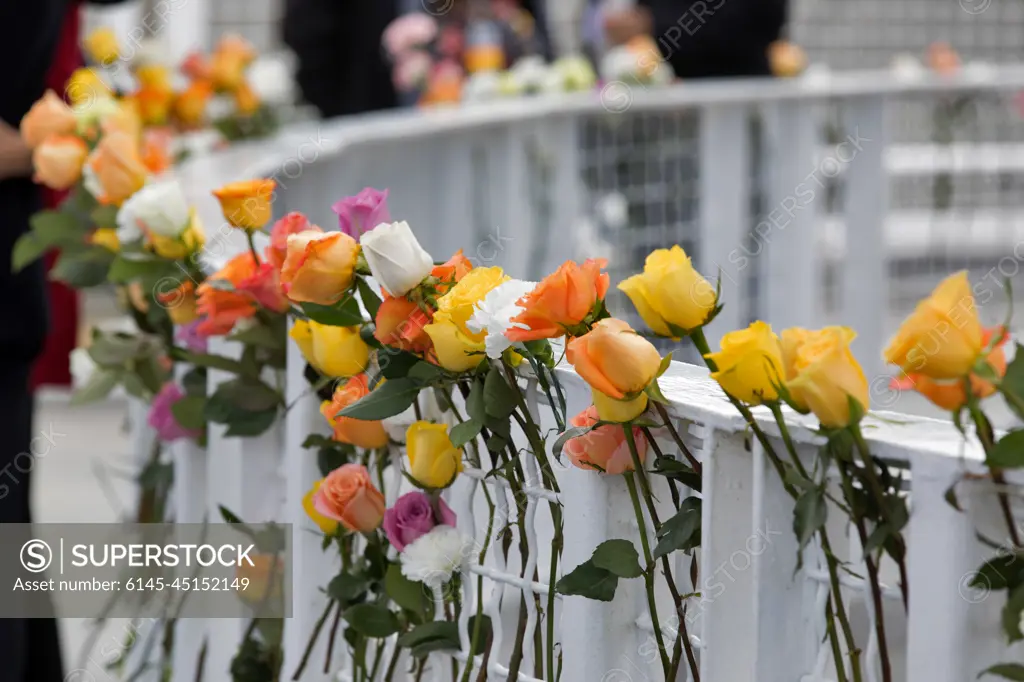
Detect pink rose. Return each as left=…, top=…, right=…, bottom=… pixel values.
left=563, top=405, right=647, bottom=475
left=314, top=464, right=386, bottom=532
left=331, top=187, right=391, bottom=239
left=383, top=492, right=457, bottom=552
left=383, top=13, right=439, bottom=58
left=266, top=212, right=315, bottom=270
left=148, top=383, right=201, bottom=443
left=236, top=262, right=290, bottom=313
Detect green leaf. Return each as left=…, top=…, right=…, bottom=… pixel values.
left=91, top=204, right=120, bottom=229
left=71, top=368, right=121, bottom=406
left=484, top=367, right=517, bottom=419
left=555, top=559, right=618, bottom=601
left=106, top=254, right=167, bottom=284
left=207, top=378, right=281, bottom=416
left=398, top=621, right=460, bottom=658
left=384, top=563, right=430, bottom=618
left=171, top=395, right=206, bottom=431
left=227, top=323, right=286, bottom=351
left=219, top=506, right=245, bottom=524
left=551, top=423, right=599, bottom=459
left=223, top=408, right=279, bottom=438
left=592, top=539, right=644, bottom=578
left=182, top=367, right=207, bottom=397
left=653, top=497, right=701, bottom=559
left=793, top=487, right=827, bottom=550
left=408, top=361, right=443, bottom=384
left=317, top=446, right=352, bottom=476
left=51, top=247, right=115, bottom=287
left=650, top=457, right=701, bottom=492
left=328, top=573, right=369, bottom=607
left=523, top=339, right=554, bottom=367
left=988, top=430, right=1024, bottom=469
left=87, top=332, right=147, bottom=366
left=656, top=352, right=673, bottom=378
left=973, top=553, right=1024, bottom=591
left=1003, top=584, right=1024, bottom=642
left=1002, top=344, right=1024, bottom=421
left=449, top=419, right=483, bottom=448
left=356, top=278, right=382, bottom=319
left=12, top=233, right=48, bottom=272
left=644, top=378, right=671, bottom=405
left=979, top=664, right=1024, bottom=680
left=465, top=378, right=486, bottom=422
left=301, top=296, right=363, bottom=327
left=338, top=377, right=420, bottom=420
left=378, top=350, right=422, bottom=380
left=342, top=603, right=399, bottom=638
left=170, top=347, right=255, bottom=377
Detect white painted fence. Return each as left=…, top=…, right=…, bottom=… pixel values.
left=155, top=68, right=1024, bottom=681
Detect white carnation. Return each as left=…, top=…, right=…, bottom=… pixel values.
left=467, top=279, right=536, bottom=359
left=400, top=526, right=474, bottom=589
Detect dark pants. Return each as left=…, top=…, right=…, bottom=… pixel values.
left=0, top=363, right=64, bottom=682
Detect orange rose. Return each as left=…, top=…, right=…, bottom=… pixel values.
left=212, top=179, right=276, bottom=230
left=136, top=85, right=174, bottom=126
left=563, top=405, right=647, bottom=475
left=210, top=35, right=256, bottom=91
left=266, top=212, right=312, bottom=270
left=181, top=51, right=213, bottom=81
left=507, top=258, right=609, bottom=341
left=280, top=230, right=359, bottom=305
left=374, top=296, right=432, bottom=351
left=195, top=253, right=261, bottom=336
left=87, top=131, right=147, bottom=205
left=33, top=135, right=88, bottom=190
left=233, top=80, right=260, bottom=116
left=20, top=90, right=77, bottom=148
left=174, top=80, right=213, bottom=127
left=158, top=280, right=199, bottom=325
left=313, top=463, right=386, bottom=532
left=320, top=375, right=390, bottom=450
left=566, top=318, right=662, bottom=399
left=431, top=249, right=474, bottom=294
left=892, top=326, right=1008, bottom=412
left=141, top=128, right=172, bottom=175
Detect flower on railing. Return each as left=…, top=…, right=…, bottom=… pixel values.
left=383, top=491, right=457, bottom=552
left=562, top=405, right=647, bottom=475
left=406, top=421, right=464, bottom=490
left=506, top=258, right=610, bottom=341
left=320, top=375, right=389, bottom=450
left=313, top=464, right=386, bottom=533
left=290, top=320, right=369, bottom=378
left=617, top=245, right=717, bottom=338
left=332, top=187, right=391, bottom=239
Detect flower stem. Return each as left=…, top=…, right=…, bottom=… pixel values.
left=651, top=401, right=702, bottom=475
left=623, top=426, right=699, bottom=682
left=825, top=594, right=850, bottom=682
left=290, top=598, right=334, bottom=680
left=246, top=230, right=262, bottom=265
left=966, top=391, right=1022, bottom=547
left=640, top=427, right=681, bottom=509
left=624, top=471, right=671, bottom=678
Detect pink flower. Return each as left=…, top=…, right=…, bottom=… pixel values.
left=383, top=492, right=457, bottom=552
left=236, top=262, right=290, bottom=313
left=266, top=212, right=315, bottom=270
left=383, top=13, right=439, bottom=58
left=393, top=51, right=433, bottom=92
left=331, top=188, right=391, bottom=239
left=175, top=319, right=208, bottom=353
left=148, top=383, right=201, bottom=443
left=437, top=25, right=464, bottom=58
left=562, top=405, right=647, bottom=475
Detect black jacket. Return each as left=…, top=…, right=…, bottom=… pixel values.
left=637, top=0, right=787, bottom=78
left=283, top=0, right=400, bottom=117
left=0, top=0, right=69, bottom=364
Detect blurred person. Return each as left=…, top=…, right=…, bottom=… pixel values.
left=603, top=0, right=788, bottom=78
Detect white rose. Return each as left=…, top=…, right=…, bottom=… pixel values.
left=117, top=181, right=190, bottom=243
left=361, top=221, right=434, bottom=297
left=467, top=278, right=536, bottom=359
left=399, top=526, right=474, bottom=589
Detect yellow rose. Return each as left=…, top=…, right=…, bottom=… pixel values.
left=234, top=80, right=261, bottom=116
left=89, top=228, right=120, bottom=253
left=32, top=135, right=88, bottom=190
left=135, top=85, right=175, bottom=126
left=212, top=179, right=276, bottom=230
left=149, top=211, right=206, bottom=260
left=136, top=65, right=172, bottom=90
left=100, top=99, right=143, bottom=141
left=618, top=245, right=717, bottom=337
left=883, top=271, right=982, bottom=380
left=784, top=326, right=869, bottom=428
left=83, top=28, right=120, bottom=65
left=290, top=320, right=369, bottom=378
left=591, top=388, right=649, bottom=423
left=20, top=90, right=77, bottom=148
left=566, top=318, right=662, bottom=399
left=704, top=321, right=785, bottom=405
left=210, top=34, right=256, bottom=91
left=406, top=421, right=463, bottom=489
left=302, top=480, right=339, bottom=535
left=423, top=266, right=508, bottom=372
left=86, top=131, right=147, bottom=205
left=66, top=68, right=110, bottom=107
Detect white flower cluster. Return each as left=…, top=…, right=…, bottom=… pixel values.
left=399, top=525, right=475, bottom=589
left=462, top=55, right=598, bottom=103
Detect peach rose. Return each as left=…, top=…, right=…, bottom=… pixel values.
left=174, top=80, right=213, bottom=128
left=374, top=296, right=432, bottom=352
left=507, top=258, right=610, bottom=341
left=33, top=135, right=88, bottom=190
left=320, top=375, right=390, bottom=450
left=195, top=253, right=261, bottom=336
left=563, top=405, right=647, bottom=475
left=266, top=212, right=312, bottom=270
left=20, top=90, right=77, bottom=148
left=212, top=179, right=276, bottom=230
left=236, top=262, right=290, bottom=313
left=567, top=318, right=662, bottom=399
left=280, top=230, right=359, bottom=305
left=141, top=128, right=172, bottom=175
left=87, top=131, right=147, bottom=205
left=892, top=326, right=1008, bottom=412
left=313, top=463, right=386, bottom=532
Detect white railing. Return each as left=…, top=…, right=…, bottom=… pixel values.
left=151, top=67, right=1024, bottom=681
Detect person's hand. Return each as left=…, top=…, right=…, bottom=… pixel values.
left=0, top=121, right=33, bottom=181
left=603, top=7, right=653, bottom=46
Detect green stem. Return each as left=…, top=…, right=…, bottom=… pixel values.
left=967, top=392, right=1022, bottom=547
left=640, top=427, right=681, bottom=509
left=652, top=401, right=703, bottom=475
left=824, top=595, right=850, bottom=682
left=624, top=472, right=671, bottom=678
left=367, top=640, right=386, bottom=682
left=246, top=230, right=262, bottom=266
